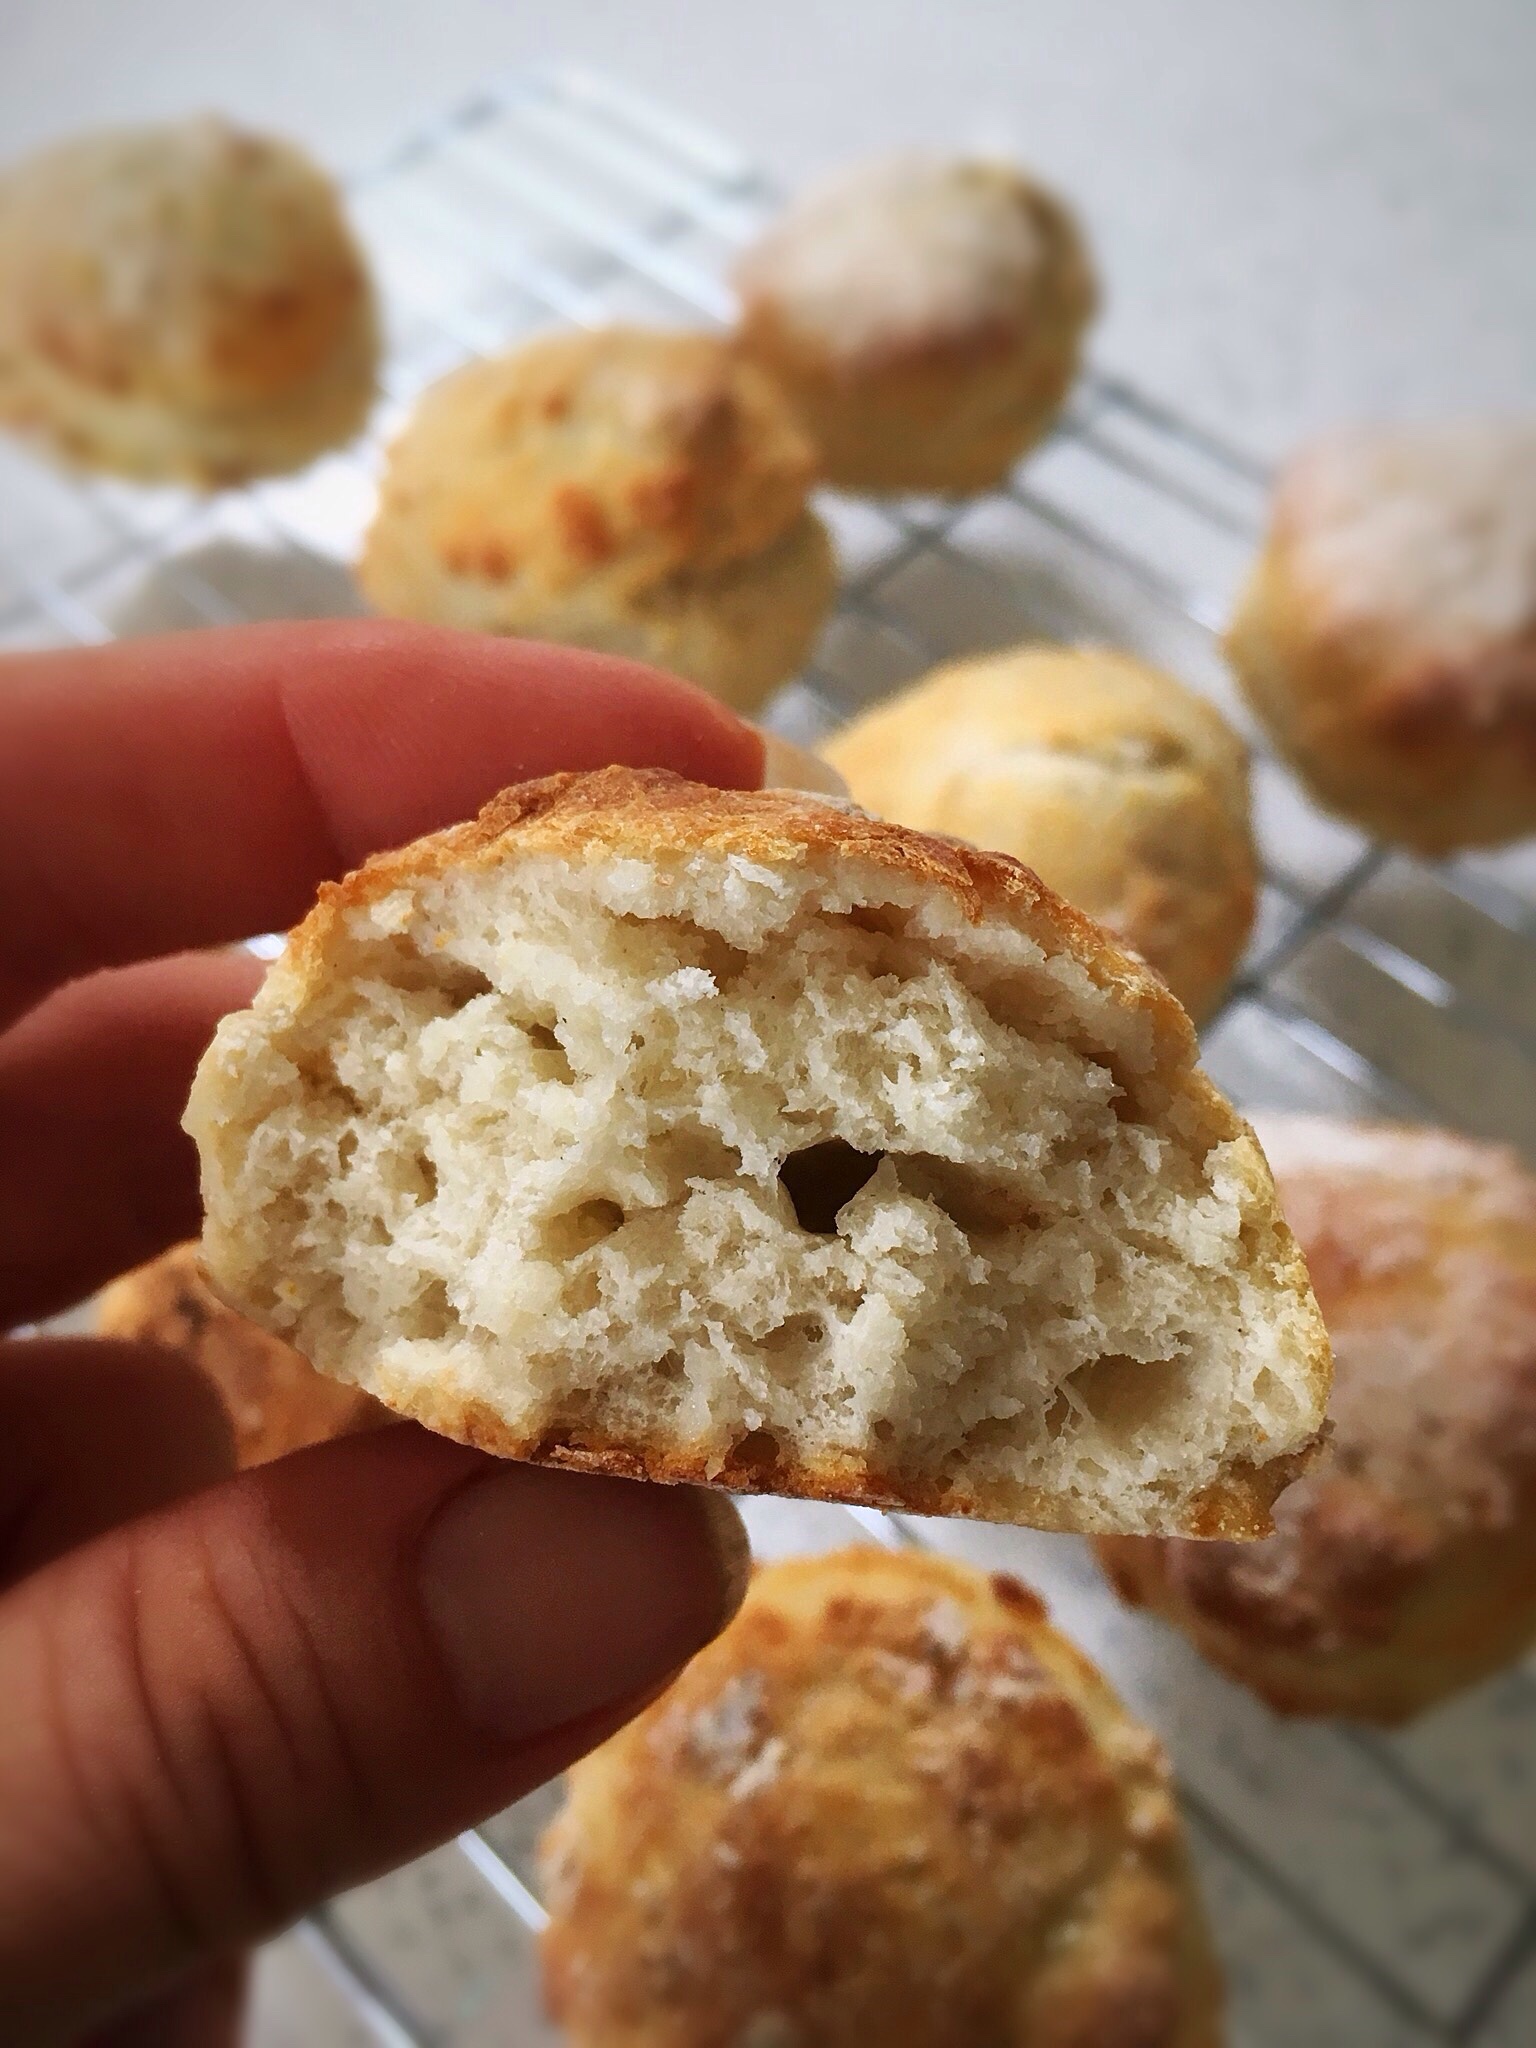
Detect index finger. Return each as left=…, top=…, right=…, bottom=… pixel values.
left=0, top=619, right=765, bottom=1029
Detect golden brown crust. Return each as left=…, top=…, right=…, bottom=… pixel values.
left=0, top=116, right=377, bottom=485
left=1226, top=422, right=1536, bottom=854
left=357, top=329, right=832, bottom=706
left=360, top=1376, right=1308, bottom=1541
left=96, top=1242, right=388, bottom=1467
left=1097, top=1116, right=1536, bottom=1722
left=539, top=1547, right=1223, bottom=2047
left=824, top=645, right=1257, bottom=1022
left=734, top=156, right=1096, bottom=495
left=292, top=765, right=1193, bottom=1046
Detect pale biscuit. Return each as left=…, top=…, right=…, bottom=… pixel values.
left=734, top=154, right=1096, bottom=494
left=0, top=116, right=377, bottom=484
left=1226, top=420, right=1536, bottom=853
left=1098, top=1116, right=1536, bottom=1722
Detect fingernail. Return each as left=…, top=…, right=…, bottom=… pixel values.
left=755, top=729, right=851, bottom=799
left=416, top=1465, right=749, bottom=1741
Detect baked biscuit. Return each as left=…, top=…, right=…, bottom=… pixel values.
left=185, top=767, right=1328, bottom=1537
left=825, top=646, right=1256, bottom=1022
left=96, top=1240, right=387, bottom=1468
left=358, top=328, right=835, bottom=711
left=1225, top=420, right=1536, bottom=853
left=539, top=1546, right=1223, bottom=2048
left=734, top=154, right=1096, bottom=495
left=0, top=116, right=377, bottom=484
left=1097, top=1116, right=1536, bottom=1723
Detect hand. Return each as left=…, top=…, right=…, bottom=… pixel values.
left=0, top=621, right=760, bottom=2047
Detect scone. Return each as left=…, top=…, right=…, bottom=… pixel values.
left=0, top=116, right=378, bottom=485
left=184, top=767, right=1329, bottom=1538
left=1097, top=1116, right=1536, bottom=1723
left=825, top=646, right=1256, bottom=1023
left=539, top=1546, right=1223, bottom=2048
left=96, top=1241, right=387, bottom=1468
left=1225, top=420, right=1536, bottom=853
left=733, top=154, right=1096, bottom=495
left=358, top=328, right=835, bottom=711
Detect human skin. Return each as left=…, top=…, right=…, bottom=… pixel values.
left=0, top=620, right=765, bottom=2046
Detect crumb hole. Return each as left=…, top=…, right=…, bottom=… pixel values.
left=526, top=1021, right=575, bottom=1083
left=728, top=1428, right=782, bottom=1480
left=761, top=1314, right=825, bottom=1356
left=872, top=1418, right=895, bottom=1444
left=846, top=904, right=914, bottom=940
left=544, top=1198, right=625, bottom=1260
left=1042, top=1390, right=1072, bottom=1439
left=897, top=1155, right=1041, bottom=1234
left=695, top=929, right=751, bottom=986
left=653, top=1351, right=685, bottom=1383
left=563, top=1270, right=602, bottom=1314
left=778, top=1141, right=884, bottom=1234
left=1064, top=1353, right=1187, bottom=1434
left=439, top=966, right=493, bottom=1010
left=951, top=1415, right=1019, bottom=1462
left=400, top=1276, right=450, bottom=1340
left=839, top=905, right=923, bottom=980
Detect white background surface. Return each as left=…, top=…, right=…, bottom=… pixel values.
left=1, top=0, right=1534, bottom=458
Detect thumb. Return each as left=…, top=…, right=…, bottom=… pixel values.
left=0, top=1422, right=747, bottom=2046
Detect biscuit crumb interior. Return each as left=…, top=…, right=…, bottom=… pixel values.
left=196, top=845, right=1315, bottom=1530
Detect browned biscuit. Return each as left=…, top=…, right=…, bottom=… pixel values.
left=825, top=645, right=1256, bottom=1022
left=1097, top=1115, right=1536, bottom=1723
left=1225, top=420, right=1536, bottom=853
left=0, top=116, right=377, bottom=485
left=734, top=154, right=1096, bottom=495
left=539, top=1546, right=1223, bottom=2047
left=96, top=1241, right=388, bottom=1468
left=184, top=767, right=1328, bottom=1537
left=358, top=327, right=835, bottom=710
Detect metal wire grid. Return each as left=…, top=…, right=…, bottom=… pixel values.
left=5, top=65, right=1535, bottom=2048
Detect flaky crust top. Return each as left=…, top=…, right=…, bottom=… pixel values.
left=0, top=115, right=374, bottom=414
left=1105, top=1116, right=1536, bottom=1661
left=1266, top=421, right=1536, bottom=662
left=733, top=153, right=1096, bottom=370
left=359, top=328, right=818, bottom=606
left=1226, top=420, right=1536, bottom=845
left=286, top=764, right=1189, bottom=1041
left=540, top=1547, right=1221, bottom=2046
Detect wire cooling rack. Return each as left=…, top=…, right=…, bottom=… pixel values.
left=7, top=64, right=1536, bottom=2048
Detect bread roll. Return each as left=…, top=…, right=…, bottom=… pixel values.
left=0, top=116, right=377, bottom=485
left=96, top=1241, right=387, bottom=1467
left=184, top=767, right=1328, bottom=1537
left=1097, top=1116, right=1536, bottom=1722
left=1225, top=420, right=1536, bottom=853
left=358, top=327, right=835, bottom=711
left=734, top=154, right=1096, bottom=495
left=539, top=1546, right=1223, bottom=2048
left=825, top=646, right=1256, bottom=1022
